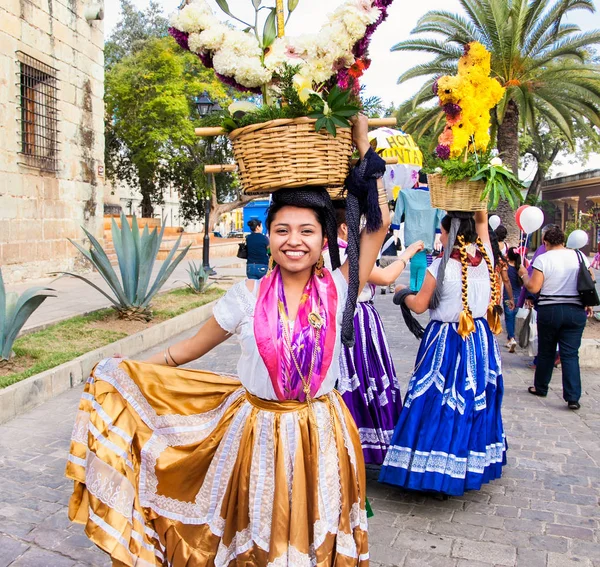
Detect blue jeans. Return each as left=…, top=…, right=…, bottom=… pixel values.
left=247, top=263, right=268, bottom=280
left=504, top=301, right=518, bottom=339
left=534, top=303, right=586, bottom=402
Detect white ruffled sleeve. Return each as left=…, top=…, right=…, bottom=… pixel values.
left=213, top=280, right=254, bottom=335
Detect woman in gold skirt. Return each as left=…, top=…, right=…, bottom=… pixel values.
left=65, top=116, right=390, bottom=566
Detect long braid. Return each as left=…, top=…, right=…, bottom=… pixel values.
left=476, top=237, right=502, bottom=334
left=456, top=235, right=475, bottom=338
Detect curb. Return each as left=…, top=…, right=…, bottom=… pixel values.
left=0, top=299, right=218, bottom=425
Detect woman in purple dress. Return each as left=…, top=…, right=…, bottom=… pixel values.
left=326, top=203, right=424, bottom=464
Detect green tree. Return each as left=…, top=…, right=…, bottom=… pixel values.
left=391, top=0, right=600, bottom=232
left=104, top=0, right=169, bottom=70
left=105, top=37, right=253, bottom=224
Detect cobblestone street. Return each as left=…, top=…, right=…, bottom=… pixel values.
left=0, top=287, right=599, bottom=566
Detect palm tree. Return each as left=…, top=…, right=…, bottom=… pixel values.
left=393, top=0, right=600, bottom=232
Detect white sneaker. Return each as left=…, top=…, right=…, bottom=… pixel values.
left=508, top=338, right=517, bottom=353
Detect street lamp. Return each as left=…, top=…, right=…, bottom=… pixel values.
left=194, top=92, right=214, bottom=117
left=194, top=92, right=220, bottom=275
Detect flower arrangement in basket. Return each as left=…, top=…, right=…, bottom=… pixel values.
left=169, top=0, right=395, bottom=194
left=428, top=42, right=523, bottom=211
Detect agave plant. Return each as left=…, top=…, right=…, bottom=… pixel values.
left=183, top=261, right=213, bottom=294
left=0, top=268, right=56, bottom=362
left=63, top=213, right=191, bottom=321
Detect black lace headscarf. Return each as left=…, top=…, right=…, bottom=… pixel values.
left=266, top=148, right=386, bottom=347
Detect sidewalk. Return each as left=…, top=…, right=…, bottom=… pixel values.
left=0, top=272, right=598, bottom=566
left=5, top=255, right=246, bottom=333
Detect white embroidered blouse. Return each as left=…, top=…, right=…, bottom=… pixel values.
left=427, top=244, right=494, bottom=323
left=213, top=270, right=349, bottom=400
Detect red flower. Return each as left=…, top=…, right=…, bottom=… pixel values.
left=348, top=58, right=370, bottom=79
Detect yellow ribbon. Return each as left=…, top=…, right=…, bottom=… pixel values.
left=487, top=306, right=503, bottom=335
left=457, top=309, right=476, bottom=339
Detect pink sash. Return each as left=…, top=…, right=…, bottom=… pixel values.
left=254, top=266, right=338, bottom=401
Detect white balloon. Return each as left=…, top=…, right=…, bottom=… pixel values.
left=519, top=206, right=544, bottom=234
left=489, top=215, right=501, bottom=230
left=566, top=229, right=589, bottom=250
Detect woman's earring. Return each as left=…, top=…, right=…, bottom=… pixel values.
left=267, top=255, right=275, bottom=276
left=315, top=254, right=324, bottom=278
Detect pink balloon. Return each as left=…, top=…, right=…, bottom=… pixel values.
left=515, top=205, right=530, bottom=232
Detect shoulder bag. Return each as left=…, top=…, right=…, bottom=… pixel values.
left=237, top=241, right=248, bottom=260
left=576, top=249, right=599, bottom=306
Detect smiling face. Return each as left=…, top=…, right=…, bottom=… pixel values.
left=269, top=206, right=325, bottom=275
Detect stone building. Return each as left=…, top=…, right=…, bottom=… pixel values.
left=0, top=0, right=105, bottom=283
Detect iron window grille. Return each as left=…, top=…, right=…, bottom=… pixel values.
left=16, top=52, right=59, bottom=171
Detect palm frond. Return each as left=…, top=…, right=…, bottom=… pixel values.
left=396, top=61, right=459, bottom=84
left=412, top=10, right=483, bottom=44
left=390, top=39, right=463, bottom=58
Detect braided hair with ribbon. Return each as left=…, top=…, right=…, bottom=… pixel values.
left=342, top=147, right=387, bottom=346
left=396, top=211, right=501, bottom=339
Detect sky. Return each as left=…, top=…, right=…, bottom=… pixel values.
left=102, top=0, right=600, bottom=178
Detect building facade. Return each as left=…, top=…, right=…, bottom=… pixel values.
left=541, top=169, right=600, bottom=255
left=0, top=0, right=105, bottom=283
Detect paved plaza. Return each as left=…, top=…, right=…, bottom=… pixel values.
left=0, top=283, right=599, bottom=566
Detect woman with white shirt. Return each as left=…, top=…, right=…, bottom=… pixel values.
left=379, top=210, right=507, bottom=496
left=519, top=225, right=593, bottom=410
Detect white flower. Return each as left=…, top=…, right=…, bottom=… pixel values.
left=187, top=32, right=205, bottom=54
left=233, top=57, right=272, bottom=88
left=196, top=25, right=229, bottom=51
left=490, top=157, right=503, bottom=166
left=222, top=29, right=262, bottom=57
left=212, top=50, right=238, bottom=76
left=341, top=11, right=369, bottom=40
left=171, top=2, right=215, bottom=33
left=264, top=37, right=299, bottom=72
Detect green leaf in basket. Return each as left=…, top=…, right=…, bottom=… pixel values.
left=262, top=8, right=277, bottom=48
left=314, top=116, right=327, bottom=133
left=330, top=115, right=351, bottom=128
left=324, top=119, right=337, bottom=138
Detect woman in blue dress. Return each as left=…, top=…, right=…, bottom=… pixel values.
left=380, top=210, right=507, bottom=496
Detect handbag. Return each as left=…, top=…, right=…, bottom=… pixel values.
left=518, top=308, right=532, bottom=349
left=576, top=250, right=599, bottom=306
left=237, top=242, right=248, bottom=259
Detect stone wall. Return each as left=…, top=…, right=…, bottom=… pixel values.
left=0, top=0, right=104, bottom=283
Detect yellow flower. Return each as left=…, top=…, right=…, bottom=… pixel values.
left=436, top=41, right=505, bottom=156
left=293, top=73, right=314, bottom=103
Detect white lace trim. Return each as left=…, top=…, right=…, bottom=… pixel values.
left=266, top=546, right=314, bottom=566
left=71, top=409, right=90, bottom=445
left=86, top=451, right=135, bottom=521
left=250, top=411, right=275, bottom=550
left=384, top=439, right=507, bottom=478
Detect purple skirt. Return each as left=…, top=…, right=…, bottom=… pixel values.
left=337, top=301, right=403, bottom=464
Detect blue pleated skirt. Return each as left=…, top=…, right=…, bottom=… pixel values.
left=379, top=318, right=507, bottom=496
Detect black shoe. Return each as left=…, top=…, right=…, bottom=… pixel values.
left=380, top=289, right=387, bottom=295
left=567, top=401, right=581, bottom=410
left=528, top=386, right=547, bottom=397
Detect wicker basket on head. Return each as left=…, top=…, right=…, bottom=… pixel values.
left=228, top=117, right=353, bottom=195
left=428, top=173, right=488, bottom=211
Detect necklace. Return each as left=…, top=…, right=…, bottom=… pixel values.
left=277, top=301, right=335, bottom=451
left=277, top=301, right=321, bottom=402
